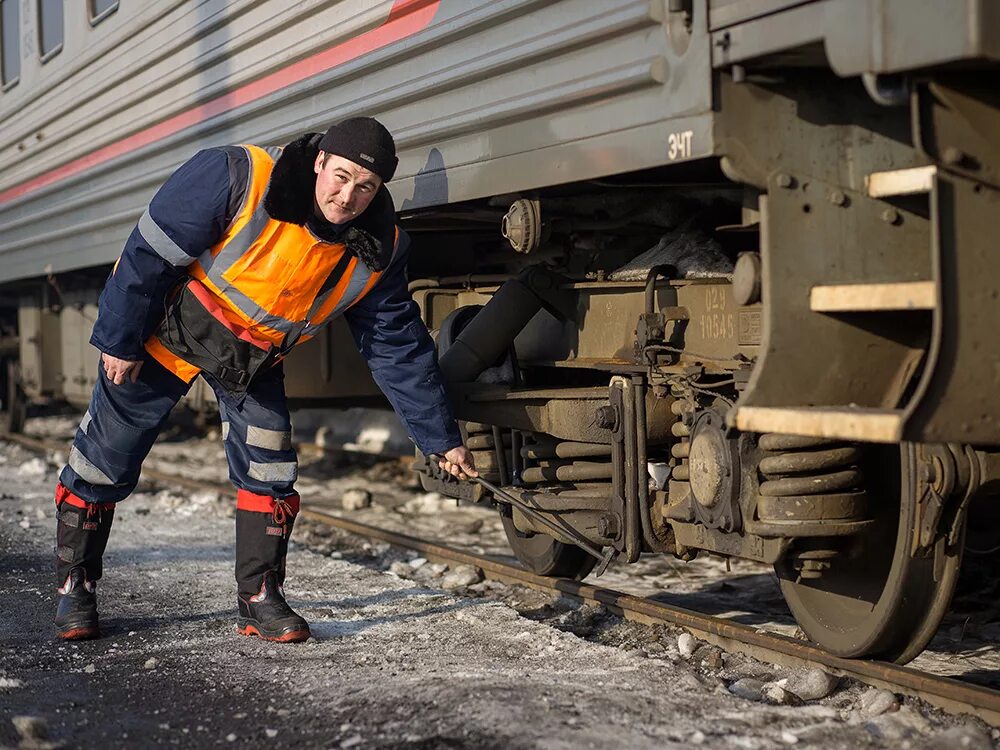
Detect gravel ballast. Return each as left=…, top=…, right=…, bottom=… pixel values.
left=1, top=432, right=997, bottom=749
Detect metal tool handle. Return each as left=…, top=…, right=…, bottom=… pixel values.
left=429, top=454, right=615, bottom=572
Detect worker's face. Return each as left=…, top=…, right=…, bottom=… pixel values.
left=313, top=152, right=382, bottom=224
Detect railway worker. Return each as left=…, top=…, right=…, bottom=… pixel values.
left=51, top=117, right=477, bottom=643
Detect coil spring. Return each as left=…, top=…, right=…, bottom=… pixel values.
left=668, top=396, right=691, bottom=482
left=462, top=421, right=504, bottom=485
left=756, top=433, right=868, bottom=525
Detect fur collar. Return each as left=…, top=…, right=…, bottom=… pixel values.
left=263, top=133, right=397, bottom=272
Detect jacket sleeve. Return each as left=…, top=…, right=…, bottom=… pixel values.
left=89, top=148, right=237, bottom=359
left=343, top=229, right=464, bottom=456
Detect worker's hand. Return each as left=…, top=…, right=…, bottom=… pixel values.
left=438, top=445, right=478, bottom=481
left=101, top=353, right=143, bottom=385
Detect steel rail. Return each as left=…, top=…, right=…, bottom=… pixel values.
left=5, top=430, right=999, bottom=725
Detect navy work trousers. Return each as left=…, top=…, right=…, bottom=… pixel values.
left=59, top=352, right=298, bottom=506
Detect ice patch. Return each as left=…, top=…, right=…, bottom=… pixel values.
left=17, top=458, right=48, bottom=477
left=399, top=492, right=451, bottom=515
left=344, top=427, right=392, bottom=454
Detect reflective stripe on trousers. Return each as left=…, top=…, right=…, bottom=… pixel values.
left=60, top=353, right=297, bottom=504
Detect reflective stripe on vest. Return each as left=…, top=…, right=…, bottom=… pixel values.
left=148, top=144, right=398, bottom=381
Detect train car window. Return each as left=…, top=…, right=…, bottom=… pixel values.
left=0, top=0, right=19, bottom=88
left=38, top=0, right=63, bottom=61
left=88, top=0, right=118, bottom=25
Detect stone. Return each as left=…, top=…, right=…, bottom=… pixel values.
left=728, top=678, right=765, bottom=701
left=423, top=563, right=448, bottom=578
left=0, top=677, right=23, bottom=689
left=341, top=735, right=363, bottom=748
left=341, top=488, right=372, bottom=511
left=441, top=565, right=483, bottom=589
left=859, top=687, right=899, bottom=717
left=761, top=682, right=802, bottom=706
left=265, top=728, right=278, bottom=739
left=677, top=632, right=698, bottom=657
left=314, top=426, right=332, bottom=447
left=780, top=731, right=799, bottom=745
left=83, top=663, right=96, bottom=674
left=688, top=730, right=706, bottom=744
left=12, top=715, right=49, bottom=741
left=408, top=557, right=428, bottom=570
left=701, top=647, right=724, bottom=669
left=18, top=519, right=30, bottom=530
left=388, top=561, right=412, bottom=576
left=928, top=725, right=994, bottom=750
left=400, top=492, right=449, bottom=514
left=144, top=658, right=159, bottom=670
left=226, top=733, right=237, bottom=742
left=785, top=668, right=839, bottom=701
left=369, top=542, right=391, bottom=556
left=461, top=518, right=484, bottom=534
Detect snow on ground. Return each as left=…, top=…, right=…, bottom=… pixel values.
left=1, top=415, right=998, bottom=748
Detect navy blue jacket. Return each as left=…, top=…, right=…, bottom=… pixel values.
left=91, top=147, right=462, bottom=456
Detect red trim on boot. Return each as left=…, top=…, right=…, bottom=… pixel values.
left=54, top=483, right=115, bottom=510
left=58, top=625, right=101, bottom=641
left=237, top=623, right=310, bottom=643
left=236, top=489, right=300, bottom=515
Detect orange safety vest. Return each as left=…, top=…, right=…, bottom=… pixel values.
left=145, top=144, right=397, bottom=382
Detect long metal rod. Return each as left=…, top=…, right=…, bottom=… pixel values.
left=4, top=431, right=1000, bottom=725
left=431, top=453, right=607, bottom=562
left=468, top=473, right=607, bottom=563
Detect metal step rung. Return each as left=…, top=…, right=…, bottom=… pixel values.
left=734, top=406, right=904, bottom=443
left=866, top=165, right=937, bottom=198
left=810, top=281, right=935, bottom=312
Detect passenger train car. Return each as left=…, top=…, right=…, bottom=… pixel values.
left=2, top=0, right=998, bottom=663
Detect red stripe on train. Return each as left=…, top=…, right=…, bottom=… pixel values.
left=0, top=0, right=439, bottom=206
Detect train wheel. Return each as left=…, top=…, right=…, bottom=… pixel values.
left=500, top=511, right=597, bottom=581
left=0, top=358, right=26, bottom=434
left=775, top=444, right=964, bottom=663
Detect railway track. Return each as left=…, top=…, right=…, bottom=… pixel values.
left=5, top=430, right=1000, bottom=726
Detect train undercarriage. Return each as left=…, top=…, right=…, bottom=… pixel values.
left=409, top=229, right=997, bottom=664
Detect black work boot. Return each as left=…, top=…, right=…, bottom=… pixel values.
left=55, top=569, right=98, bottom=639
left=235, top=494, right=310, bottom=643
left=53, top=484, right=115, bottom=640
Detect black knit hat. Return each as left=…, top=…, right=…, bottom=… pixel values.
left=318, top=117, right=398, bottom=183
